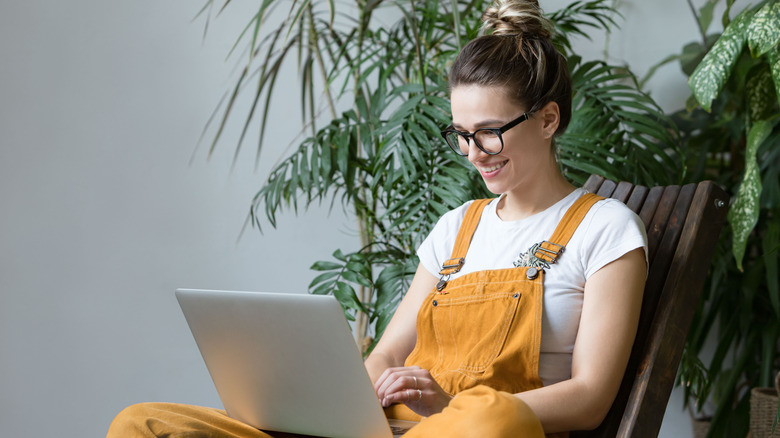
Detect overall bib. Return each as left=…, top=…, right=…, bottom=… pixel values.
left=391, top=193, right=602, bottom=438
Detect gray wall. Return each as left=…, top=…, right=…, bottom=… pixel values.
left=1, top=0, right=733, bottom=436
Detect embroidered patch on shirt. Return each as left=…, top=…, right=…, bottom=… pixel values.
left=512, top=242, right=552, bottom=269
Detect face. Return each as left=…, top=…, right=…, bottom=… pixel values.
left=449, top=85, right=559, bottom=197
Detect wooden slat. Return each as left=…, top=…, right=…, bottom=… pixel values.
left=645, top=184, right=696, bottom=304
left=645, top=186, right=680, bottom=264
left=596, top=179, right=618, bottom=198
left=611, top=181, right=635, bottom=204
left=583, top=174, right=606, bottom=193
left=625, top=186, right=649, bottom=214
left=637, top=186, right=664, bottom=228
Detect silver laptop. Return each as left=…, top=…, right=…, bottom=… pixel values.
left=176, top=288, right=416, bottom=438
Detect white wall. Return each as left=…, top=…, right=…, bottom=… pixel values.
left=0, top=0, right=734, bottom=436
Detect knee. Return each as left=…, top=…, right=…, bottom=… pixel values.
left=107, top=402, right=164, bottom=437
left=446, top=386, right=544, bottom=437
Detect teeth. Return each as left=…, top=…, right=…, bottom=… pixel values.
left=479, top=162, right=504, bottom=173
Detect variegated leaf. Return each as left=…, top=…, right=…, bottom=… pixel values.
left=728, top=120, right=772, bottom=271
left=768, top=45, right=780, bottom=106
left=747, top=63, right=775, bottom=122
left=689, top=8, right=754, bottom=112
left=747, top=0, right=780, bottom=58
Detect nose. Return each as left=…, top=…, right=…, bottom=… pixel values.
left=466, top=138, right=487, bottom=161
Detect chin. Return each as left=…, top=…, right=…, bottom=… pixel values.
left=482, top=181, right=507, bottom=196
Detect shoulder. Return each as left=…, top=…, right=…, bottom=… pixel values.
left=585, top=197, right=645, bottom=232
left=431, top=198, right=495, bottom=231
left=575, top=195, right=648, bottom=278
left=416, top=198, right=496, bottom=276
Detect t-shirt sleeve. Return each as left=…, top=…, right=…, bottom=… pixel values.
left=416, top=201, right=474, bottom=277
left=578, top=199, right=649, bottom=279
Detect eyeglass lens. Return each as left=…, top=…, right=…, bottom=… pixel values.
left=445, top=130, right=503, bottom=156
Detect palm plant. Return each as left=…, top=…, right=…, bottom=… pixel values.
left=197, top=0, right=682, bottom=353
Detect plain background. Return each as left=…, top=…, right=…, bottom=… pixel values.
left=0, top=0, right=740, bottom=436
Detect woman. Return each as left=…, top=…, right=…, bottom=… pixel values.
left=108, top=0, right=647, bottom=436
left=365, top=0, right=646, bottom=435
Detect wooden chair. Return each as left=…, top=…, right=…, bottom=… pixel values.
left=572, top=175, right=729, bottom=438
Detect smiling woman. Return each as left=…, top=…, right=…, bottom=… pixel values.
left=364, top=0, right=649, bottom=436
left=107, top=0, right=648, bottom=436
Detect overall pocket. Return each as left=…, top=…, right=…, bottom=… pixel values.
left=430, top=290, right=522, bottom=374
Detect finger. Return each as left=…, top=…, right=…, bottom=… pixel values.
left=373, top=367, right=393, bottom=395
left=383, top=387, right=425, bottom=407
left=375, top=367, right=412, bottom=399
left=381, top=386, right=418, bottom=407
left=382, top=376, right=422, bottom=405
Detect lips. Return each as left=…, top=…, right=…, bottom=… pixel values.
left=477, top=160, right=507, bottom=176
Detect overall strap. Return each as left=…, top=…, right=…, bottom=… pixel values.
left=533, top=192, right=604, bottom=264
left=439, top=198, right=493, bottom=276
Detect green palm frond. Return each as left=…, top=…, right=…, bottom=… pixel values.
left=548, top=0, right=620, bottom=54
left=562, top=59, right=683, bottom=185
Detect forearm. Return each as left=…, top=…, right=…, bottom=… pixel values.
left=365, top=264, right=437, bottom=385
left=514, top=378, right=610, bottom=433
left=364, top=351, right=401, bottom=384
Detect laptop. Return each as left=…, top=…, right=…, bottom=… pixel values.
left=175, top=288, right=417, bottom=438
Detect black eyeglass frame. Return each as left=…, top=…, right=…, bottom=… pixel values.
left=440, top=112, right=533, bottom=156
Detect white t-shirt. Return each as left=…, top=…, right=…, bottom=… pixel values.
left=417, top=188, right=648, bottom=386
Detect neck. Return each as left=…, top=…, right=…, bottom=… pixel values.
left=496, top=167, right=575, bottom=222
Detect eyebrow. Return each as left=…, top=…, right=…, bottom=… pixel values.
left=451, top=119, right=506, bottom=130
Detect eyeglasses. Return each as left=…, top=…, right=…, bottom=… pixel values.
left=440, top=112, right=533, bottom=156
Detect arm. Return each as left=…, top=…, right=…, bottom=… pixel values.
left=365, top=263, right=455, bottom=416
left=365, top=263, right=438, bottom=383
left=515, top=247, right=647, bottom=432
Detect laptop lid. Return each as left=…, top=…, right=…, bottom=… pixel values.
left=175, top=288, right=394, bottom=438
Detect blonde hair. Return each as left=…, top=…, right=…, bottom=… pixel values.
left=450, top=0, right=571, bottom=135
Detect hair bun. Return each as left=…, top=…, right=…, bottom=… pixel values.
left=482, top=0, right=553, bottom=38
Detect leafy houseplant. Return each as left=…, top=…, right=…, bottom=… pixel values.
left=644, top=0, right=780, bottom=436
left=197, top=0, right=682, bottom=353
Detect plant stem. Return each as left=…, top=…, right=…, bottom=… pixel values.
left=307, top=5, right=337, bottom=121
left=352, top=0, right=373, bottom=349
left=407, top=0, right=427, bottom=95
left=686, top=0, right=708, bottom=47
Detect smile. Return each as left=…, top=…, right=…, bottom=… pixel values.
left=477, top=161, right=507, bottom=173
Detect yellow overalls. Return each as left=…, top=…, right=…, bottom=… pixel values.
left=108, top=193, right=602, bottom=438
left=392, top=193, right=602, bottom=438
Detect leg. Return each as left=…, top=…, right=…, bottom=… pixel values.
left=404, top=386, right=545, bottom=438
left=107, top=402, right=276, bottom=438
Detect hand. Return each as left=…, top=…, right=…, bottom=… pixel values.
left=374, top=366, right=452, bottom=417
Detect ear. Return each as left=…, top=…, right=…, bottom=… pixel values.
left=537, top=101, right=560, bottom=139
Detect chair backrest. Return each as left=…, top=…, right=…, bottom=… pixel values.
left=571, top=175, right=729, bottom=438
